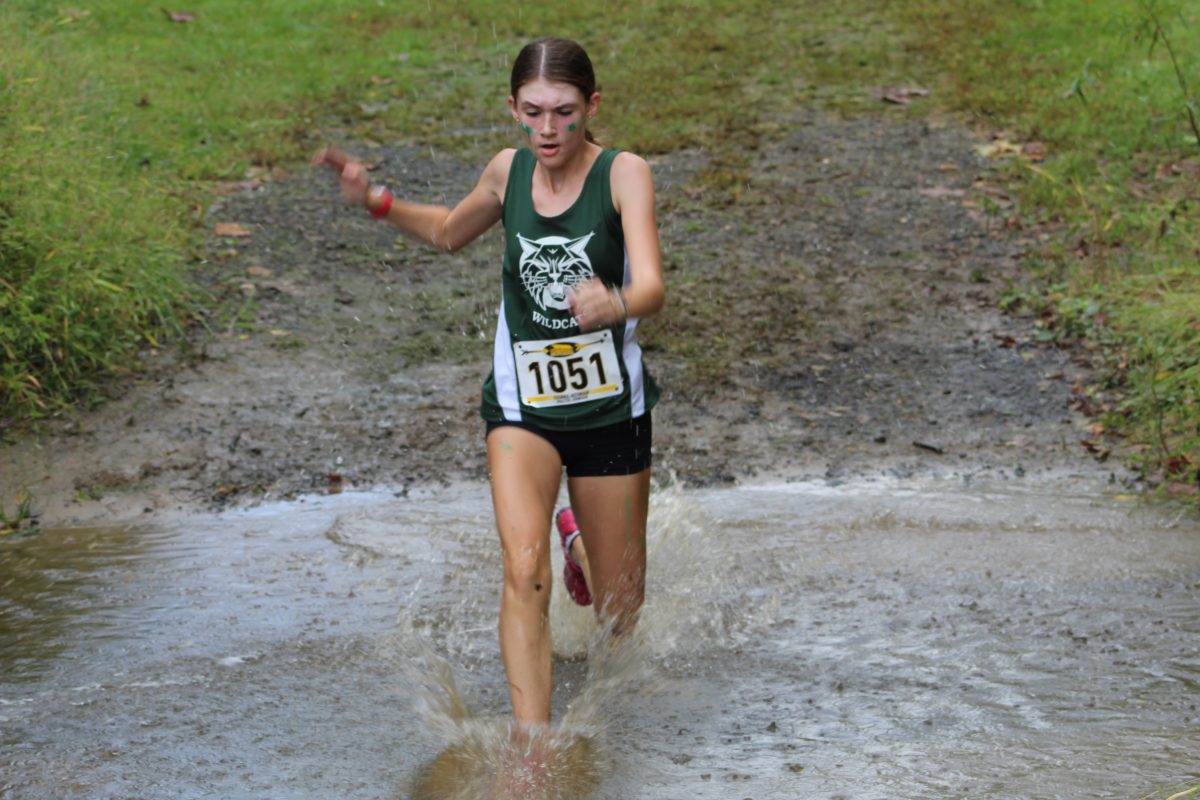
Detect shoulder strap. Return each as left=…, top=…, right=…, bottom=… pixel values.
left=597, top=149, right=624, bottom=233
left=503, top=148, right=534, bottom=224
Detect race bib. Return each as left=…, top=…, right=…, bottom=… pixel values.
left=513, top=330, right=624, bottom=408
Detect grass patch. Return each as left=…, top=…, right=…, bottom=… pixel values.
left=0, top=1, right=442, bottom=421
left=0, top=492, right=35, bottom=532
left=880, top=0, right=1200, bottom=494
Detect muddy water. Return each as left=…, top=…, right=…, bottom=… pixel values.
left=2, top=478, right=1198, bottom=799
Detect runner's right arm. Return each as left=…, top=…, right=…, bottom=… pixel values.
left=314, top=147, right=513, bottom=253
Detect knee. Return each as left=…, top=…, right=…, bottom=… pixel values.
left=502, top=542, right=551, bottom=600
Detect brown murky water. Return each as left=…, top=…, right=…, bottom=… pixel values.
left=2, top=477, right=1198, bottom=799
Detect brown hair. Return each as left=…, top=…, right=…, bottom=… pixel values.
left=510, top=37, right=598, bottom=143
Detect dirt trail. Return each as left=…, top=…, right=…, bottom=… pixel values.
left=4, top=111, right=1120, bottom=527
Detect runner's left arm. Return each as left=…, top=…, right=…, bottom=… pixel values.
left=570, top=152, right=665, bottom=330
left=611, top=152, right=666, bottom=319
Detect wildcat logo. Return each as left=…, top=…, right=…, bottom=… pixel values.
left=518, top=232, right=594, bottom=313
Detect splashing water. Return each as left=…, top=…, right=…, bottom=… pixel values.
left=382, top=483, right=758, bottom=799
left=401, top=639, right=606, bottom=800
left=377, top=611, right=622, bottom=800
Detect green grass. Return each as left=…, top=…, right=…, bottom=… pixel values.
left=0, top=491, right=34, bottom=532
left=0, top=1, right=439, bottom=419
left=2, top=0, right=1198, bottom=495
left=879, top=0, right=1200, bottom=493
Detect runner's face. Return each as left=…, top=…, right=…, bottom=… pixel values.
left=509, top=78, right=597, bottom=165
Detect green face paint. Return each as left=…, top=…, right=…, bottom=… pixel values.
left=568, top=123, right=578, bottom=132
left=520, top=123, right=534, bottom=135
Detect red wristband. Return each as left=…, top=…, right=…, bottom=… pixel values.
left=368, top=187, right=393, bottom=219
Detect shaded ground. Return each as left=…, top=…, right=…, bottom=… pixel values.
left=4, top=110, right=1120, bottom=526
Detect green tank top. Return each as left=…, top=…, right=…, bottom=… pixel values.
left=480, top=147, right=658, bottom=429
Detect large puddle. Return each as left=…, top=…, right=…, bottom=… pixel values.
left=2, top=476, right=1198, bottom=799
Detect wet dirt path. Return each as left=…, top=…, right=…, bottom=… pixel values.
left=4, top=110, right=1117, bottom=525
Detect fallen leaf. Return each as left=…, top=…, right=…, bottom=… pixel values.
left=258, top=280, right=306, bottom=298
left=214, top=177, right=267, bottom=196
left=57, top=9, right=91, bottom=23
left=868, top=86, right=931, bottom=105
left=215, top=223, right=252, bottom=237
left=919, top=185, right=966, bottom=199
left=1164, top=454, right=1194, bottom=476
left=369, top=75, right=394, bottom=86
left=162, top=8, right=194, bottom=22
left=1127, top=180, right=1153, bottom=200
left=1079, top=439, right=1111, bottom=461
left=245, top=265, right=273, bottom=278
left=976, top=184, right=1015, bottom=204
left=1021, top=141, right=1048, bottom=161
left=1069, top=385, right=1102, bottom=416
left=1156, top=158, right=1200, bottom=180
left=975, top=139, right=1022, bottom=158
left=268, top=328, right=291, bottom=337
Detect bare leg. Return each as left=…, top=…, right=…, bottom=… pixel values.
left=487, top=426, right=563, bottom=727
left=566, top=469, right=650, bottom=635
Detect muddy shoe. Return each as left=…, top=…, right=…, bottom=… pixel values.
left=555, top=508, right=592, bottom=606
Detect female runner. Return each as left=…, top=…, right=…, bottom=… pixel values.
left=315, top=36, right=664, bottom=734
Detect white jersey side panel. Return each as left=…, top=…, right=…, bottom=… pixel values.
left=620, top=249, right=648, bottom=418
left=491, top=298, right=523, bottom=421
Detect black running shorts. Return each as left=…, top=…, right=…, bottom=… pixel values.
left=485, top=413, right=652, bottom=477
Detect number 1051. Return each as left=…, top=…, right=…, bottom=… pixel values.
left=527, top=352, right=609, bottom=395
